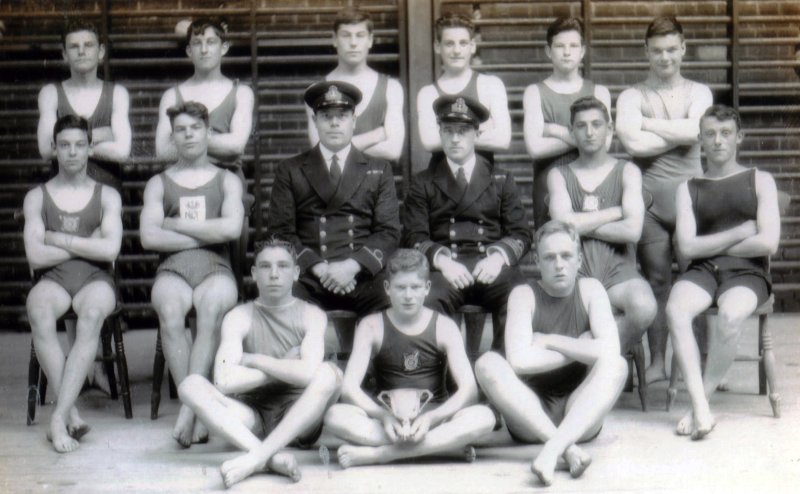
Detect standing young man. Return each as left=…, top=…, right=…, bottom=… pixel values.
left=475, top=221, right=627, bottom=486
left=24, top=116, right=123, bottom=453
left=616, top=16, right=713, bottom=383
left=307, top=8, right=405, bottom=162
left=523, top=17, right=611, bottom=229
left=140, top=102, right=244, bottom=447
left=667, top=105, right=780, bottom=439
left=416, top=13, right=511, bottom=162
left=324, top=249, right=497, bottom=467
left=547, top=97, right=656, bottom=352
left=179, top=239, right=341, bottom=487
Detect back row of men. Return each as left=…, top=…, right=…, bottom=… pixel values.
left=24, top=9, right=780, bottom=489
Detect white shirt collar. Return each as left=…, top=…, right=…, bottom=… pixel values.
left=447, top=153, right=477, bottom=183
left=319, top=144, right=352, bottom=171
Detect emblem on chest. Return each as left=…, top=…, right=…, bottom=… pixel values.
left=403, top=350, right=420, bottom=371
left=60, top=215, right=80, bottom=233
left=582, top=194, right=600, bottom=212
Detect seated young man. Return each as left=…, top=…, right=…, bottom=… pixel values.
left=323, top=249, right=497, bottom=468
left=140, top=102, right=244, bottom=447
left=666, top=105, right=780, bottom=439
left=178, top=238, right=341, bottom=488
left=23, top=115, right=123, bottom=453
left=475, top=220, right=628, bottom=486
left=547, top=97, right=656, bottom=352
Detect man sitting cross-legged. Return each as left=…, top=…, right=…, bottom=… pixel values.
left=140, top=101, right=244, bottom=447
left=666, top=105, right=780, bottom=440
left=547, top=96, right=656, bottom=353
left=24, top=115, right=123, bottom=453
left=475, top=220, right=628, bottom=486
left=178, top=238, right=341, bottom=488
left=324, top=249, right=497, bottom=468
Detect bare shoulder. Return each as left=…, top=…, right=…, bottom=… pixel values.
left=23, top=185, right=44, bottom=211
left=417, top=83, right=437, bottom=102
left=621, top=160, right=642, bottom=178
left=222, top=303, right=254, bottom=337
left=100, top=184, right=123, bottom=208
left=386, top=77, right=404, bottom=94
left=300, top=300, right=328, bottom=331
left=38, top=83, right=58, bottom=102
left=578, top=277, right=606, bottom=301
left=616, top=86, right=641, bottom=104
left=509, top=283, right=535, bottom=306
left=112, top=83, right=130, bottom=99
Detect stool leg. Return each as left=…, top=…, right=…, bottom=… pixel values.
left=632, top=341, right=647, bottom=412
left=112, top=316, right=133, bottom=419
left=759, top=315, right=780, bottom=418
left=27, top=341, right=40, bottom=425
left=39, top=371, right=48, bottom=406
left=666, top=353, right=679, bottom=412
left=151, top=331, right=165, bottom=420
left=168, top=372, right=178, bottom=399
left=101, top=324, right=118, bottom=400
left=464, top=313, right=486, bottom=363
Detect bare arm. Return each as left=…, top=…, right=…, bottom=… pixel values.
left=155, top=89, right=179, bottom=160
left=354, top=79, right=405, bottom=161
left=23, top=188, right=72, bottom=270
left=523, top=84, right=574, bottom=160
left=674, top=181, right=756, bottom=260
left=416, top=85, right=442, bottom=152
left=590, top=163, right=645, bottom=243
left=166, top=171, right=244, bottom=244
left=475, top=75, right=511, bottom=151
left=504, top=285, right=572, bottom=375
left=340, top=315, right=391, bottom=419
left=206, top=85, right=254, bottom=161
left=89, top=85, right=132, bottom=163
left=213, top=305, right=270, bottom=395
left=37, top=85, right=59, bottom=161
left=46, top=186, right=122, bottom=262
left=724, top=171, right=781, bottom=258
left=138, top=175, right=202, bottom=251
left=615, top=87, right=673, bottom=157
left=641, top=83, right=712, bottom=146
left=547, top=167, right=623, bottom=234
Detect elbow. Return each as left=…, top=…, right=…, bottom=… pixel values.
left=139, top=229, right=158, bottom=250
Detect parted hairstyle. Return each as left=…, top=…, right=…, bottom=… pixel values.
left=61, top=18, right=102, bottom=47
left=186, top=17, right=229, bottom=45
left=534, top=220, right=581, bottom=253
left=434, top=12, right=475, bottom=42
left=700, top=104, right=742, bottom=132
left=570, top=96, right=611, bottom=125
left=387, top=248, right=430, bottom=281
left=546, top=17, right=584, bottom=46
left=254, top=236, right=298, bottom=262
left=166, top=101, right=209, bottom=129
left=645, top=16, right=683, bottom=42
left=334, top=8, right=374, bottom=33
left=53, top=115, right=92, bottom=144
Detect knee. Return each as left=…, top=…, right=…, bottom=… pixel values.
left=311, top=362, right=342, bottom=398
left=323, top=403, right=350, bottom=428
left=627, top=294, right=657, bottom=331
left=155, top=301, right=187, bottom=328
left=715, top=308, right=747, bottom=343
left=78, top=306, right=107, bottom=329
left=178, top=373, right=211, bottom=405
left=456, top=405, right=498, bottom=435
left=474, top=351, right=506, bottom=388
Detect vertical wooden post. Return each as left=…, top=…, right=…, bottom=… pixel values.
left=582, top=0, right=593, bottom=80
left=406, top=0, right=434, bottom=176
left=250, top=0, right=263, bottom=239
left=101, top=0, right=111, bottom=81
left=728, top=0, right=740, bottom=110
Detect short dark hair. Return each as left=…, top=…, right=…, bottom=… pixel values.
left=570, top=96, right=610, bottom=125
left=645, top=16, right=683, bottom=43
left=435, top=12, right=475, bottom=42
left=701, top=104, right=742, bottom=132
left=53, top=115, right=92, bottom=144
left=333, top=8, right=374, bottom=34
left=535, top=220, right=580, bottom=253
left=254, top=236, right=297, bottom=262
left=546, top=17, right=584, bottom=46
left=186, top=17, right=228, bottom=45
left=61, top=18, right=101, bottom=47
left=388, top=249, right=430, bottom=281
left=166, top=101, right=209, bottom=129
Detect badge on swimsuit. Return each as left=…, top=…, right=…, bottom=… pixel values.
left=582, top=194, right=600, bottom=212
left=179, top=196, right=206, bottom=221
left=403, top=350, right=420, bottom=372
left=60, top=215, right=80, bottom=233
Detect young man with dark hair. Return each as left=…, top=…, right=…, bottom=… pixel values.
left=323, top=249, right=497, bottom=467
left=475, top=220, right=627, bottom=486
left=307, top=8, right=405, bottom=161
left=140, top=101, right=244, bottom=448
left=547, top=97, right=656, bottom=352
left=24, top=115, right=123, bottom=453
left=268, top=81, right=400, bottom=316
left=178, top=238, right=341, bottom=487
left=416, top=13, right=511, bottom=162
left=616, top=16, right=714, bottom=384
left=667, top=105, right=780, bottom=439
left=524, top=17, right=611, bottom=229
left=403, top=95, right=530, bottom=357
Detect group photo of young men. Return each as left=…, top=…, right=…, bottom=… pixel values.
left=14, top=5, right=789, bottom=491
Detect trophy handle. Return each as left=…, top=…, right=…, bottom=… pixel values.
left=418, top=389, right=433, bottom=412
left=377, top=391, right=392, bottom=411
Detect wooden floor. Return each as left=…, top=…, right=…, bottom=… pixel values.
left=0, top=315, right=798, bottom=493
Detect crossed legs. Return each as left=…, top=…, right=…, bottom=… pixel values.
left=324, top=403, right=496, bottom=468
left=475, top=351, right=627, bottom=486
left=27, top=280, right=115, bottom=453
left=607, top=278, right=657, bottom=353
left=152, top=273, right=237, bottom=447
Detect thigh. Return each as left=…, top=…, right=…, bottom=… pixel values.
left=151, top=273, right=193, bottom=316
left=27, top=279, right=72, bottom=320
left=667, top=280, right=715, bottom=320
left=716, top=285, right=759, bottom=322
left=718, top=273, right=769, bottom=308
left=194, top=273, right=238, bottom=313
left=72, top=280, right=116, bottom=318
left=426, top=273, right=463, bottom=314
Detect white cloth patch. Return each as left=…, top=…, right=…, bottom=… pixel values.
left=179, top=196, right=206, bottom=221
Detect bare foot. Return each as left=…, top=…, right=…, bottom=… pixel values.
left=67, top=407, right=91, bottom=440
left=676, top=412, right=693, bottom=436
left=531, top=448, right=558, bottom=487
left=48, top=415, right=79, bottom=453
left=172, top=406, right=195, bottom=448
left=337, top=445, right=385, bottom=469
left=645, top=365, right=667, bottom=384
left=268, top=452, right=301, bottom=482
left=192, top=419, right=209, bottom=444
left=563, top=444, right=592, bottom=479
left=464, top=445, right=476, bottom=463
left=220, top=451, right=268, bottom=488
left=690, top=411, right=716, bottom=441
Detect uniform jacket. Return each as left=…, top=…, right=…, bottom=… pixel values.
left=402, top=154, right=531, bottom=266
left=267, top=145, right=400, bottom=275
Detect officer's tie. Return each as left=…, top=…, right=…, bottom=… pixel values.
left=330, top=154, right=342, bottom=187
left=456, top=166, right=468, bottom=197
